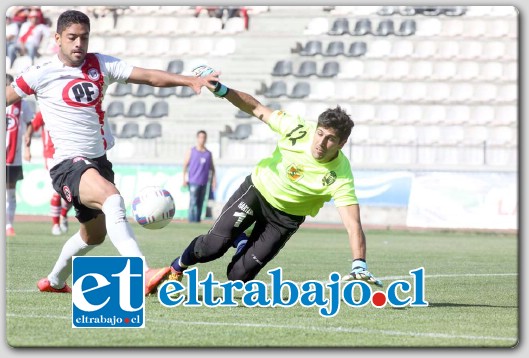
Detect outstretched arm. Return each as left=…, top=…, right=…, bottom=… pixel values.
left=224, top=88, right=274, bottom=124
left=127, top=67, right=219, bottom=94
left=338, top=204, right=383, bottom=287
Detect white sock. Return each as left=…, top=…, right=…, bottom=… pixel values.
left=5, top=189, right=16, bottom=229
left=48, top=231, right=97, bottom=289
left=102, top=194, right=149, bottom=271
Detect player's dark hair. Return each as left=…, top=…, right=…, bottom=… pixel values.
left=197, top=130, right=207, bottom=137
left=57, top=10, right=90, bottom=34
left=317, top=106, right=354, bottom=142
left=6, top=74, right=14, bottom=85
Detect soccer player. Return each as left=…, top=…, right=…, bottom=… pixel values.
left=5, top=73, right=35, bottom=237
left=167, top=66, right=382, bottom=286
left=5, top=10, right=219, bottom=295
left=24, top=111, right=73, bottom=236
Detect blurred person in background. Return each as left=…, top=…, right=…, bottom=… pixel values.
left=24, top=111, right=73, bottom=236
left=182, top=130, right=216, bottom=223
left=5, top=74, right=35, bottom=237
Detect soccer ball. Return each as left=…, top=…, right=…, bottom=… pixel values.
left=131, top=186, right=175, bottom=230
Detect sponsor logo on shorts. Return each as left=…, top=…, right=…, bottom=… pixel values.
left=63, top=185, right=72, bottom=202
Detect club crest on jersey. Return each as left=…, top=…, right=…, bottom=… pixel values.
left=286, top=163, right=304, bottom=182
left=62, top=78, right=101, bottom=107
left=322, top=171, right=337, bottom=186
left=6, top=114, right=18, bottom=131
left=87, top=68, right=100, bottom=81
left=63, top=186, right=72, bottom=202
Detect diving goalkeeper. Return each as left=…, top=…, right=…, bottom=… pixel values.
left=167, top=65, right=382, bottom=287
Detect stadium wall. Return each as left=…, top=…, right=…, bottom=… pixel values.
left=17, top=163, right=516, bottom=231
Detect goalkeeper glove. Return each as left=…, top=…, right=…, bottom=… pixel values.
left=192, top=65, right=229, bottom=97
left=342, top=259, right=383, bottom=287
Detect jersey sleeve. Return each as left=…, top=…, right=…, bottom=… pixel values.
left=12, top=66, right=39, bottom=98
left=96, top=53, right=134, bottom=84
left=333, top=179, right=359, bottom=207
left=267, top=110, right=306, bottom=137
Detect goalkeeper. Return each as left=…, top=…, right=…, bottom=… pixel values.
left=168, top=65, right=382, bottom=287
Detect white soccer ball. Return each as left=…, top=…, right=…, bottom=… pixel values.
left=131, top=186, right=175, bottom=230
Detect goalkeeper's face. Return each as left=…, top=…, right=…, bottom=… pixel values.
left=311, top=126, right=346, bottom=163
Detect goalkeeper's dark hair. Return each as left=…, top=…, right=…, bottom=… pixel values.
left=6, top=74, right=14, bottom=85
left=57, top=10, right=90, bottom=34
left=317, top=106, right=354, bottom=142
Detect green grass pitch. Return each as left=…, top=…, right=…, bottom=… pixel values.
left=5, top=221, right=518, bottom=348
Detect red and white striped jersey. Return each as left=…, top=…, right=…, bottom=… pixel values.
left=6, top=100, right=35, bottom=166
left=11, top=53, right=133, bottom=168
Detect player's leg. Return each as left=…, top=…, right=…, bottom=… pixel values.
left=59, top=198, right=73, bottom=233
left=170, top=176, right=258, bottom=276
left=38, top=214, right=105, bottom=292
left=188, top=184, right=199, bottom=222
left=195, top=184, right=208, bottom=223
left=227, top=206, right=305, bottom=282
left=50, top=192, right=62, bottom=235
left=5, top=166, right=23, bottom=236
left=77, top=158, right=170, bottom=294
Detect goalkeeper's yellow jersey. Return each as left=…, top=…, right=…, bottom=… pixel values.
left=251, top=110, right=358, bottom=217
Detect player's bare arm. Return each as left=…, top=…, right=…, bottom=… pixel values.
left=5, top=85, right=22, bottom=107
left=337, top=204, right=367, bottom=260
left=127, top=67, right=219, bottom=94
left=224, top=88, right=274, bottom=124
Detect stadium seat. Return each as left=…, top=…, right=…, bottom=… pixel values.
left=464, top=126, right=488, bottom=145
left=343, top=41, right=366, bottom=57
left=119, top=122, right=140, bottom=138
left=458, top=41, right=483, bottom=60
left=400, top=105, right=423, bottom=124
left=300, top=40, right=323, bottom=56
left=134, top=84, right=155, bottom=97
left=146, top=101, right=169, bottom=118
left=109, top=122, right=117, bottom=136
left=401, top=83, right=427, bottom=102
left=376, top=105, right=399, bottom=124
left=223, top=17, right=245, bottom=34
left=455, top=61, right=480, bottom=80
left=200, top=17, right=223, bottom=34
left=373, top=19, right=394, bottom=36
left=432, top=61, right=457, bottom=80
left=271, top=60, right=293, bottom=77
left=288, top=82, right=311, bottom=99
left=366, top=40, right=391, bottom=58
left=318, top=61, right=340, bottom=78
left=473, top=84, right=498, bottom=103
left=470, top=106, right=495, bottom=125
left=294, top=61, right=317, bottom=77
left=480, top=62, right=503, bottom=81
left=386, top=60, right=409, bottom=80
left=356, top=82, right=381, bottom=102
left=368, top=125, right=394, bottom=144
left=436, top=41, right=459, bottom=59
left=283, top=101, right=307, bottom=117
left=351, top=18, right=372, bottom=36
left=171, top=38, right=191, bottom=56
left=391, top=40, right=414, bottom=58
left=449, top=83, right=474, bottom=102
left=413, top=41, right=437, bottom=59
left=142, top=122, right=163, bottom=139
left=377, top=6, right=398, bottom=16
left=445, top=105, right=470, bottom=125
left=334, top=82, right=359, bottom=101
left=111, top=83, right=133, bottom=97
left=444, top=6, right=467, bottom=16
left=155, top=87, right=177, bottom=98
left=266, top=102, right=282, bottom=111
left=464, top=19, right=487, bottom=37
left=166, top=59, right=184, bottom=74
left=379, top=82, right=404, bottom=101
left=482, top=41, right=506, bottom=60
left=328, top=18, right=350, bottom=35
left=176, top=86, right=196, bottom=98
left=323, top=41, right=345, bottom=56
left=309, top=81, right=334, bottom=100
left=496, top=84, right=517, bottom=103
left=395, top=19, right=417, bottom=36
left=263, top=81, right=287, bottom=98
left=494, top=106, right=517, bottom=126
left=393, top=125, right=417, bottom=144
left=227, top=124, right=252, bottom=140
left=304, top=17, right=329, bottom=35
left=487, top=126, right=514, bottom=145
left=212, top=37, right=237, bottom=56
left=339, top=59, right=364, bottom=78
left=235, top=109, right=252, bottom=119
left=190, top=38, right=214, bottom=55
left=106, top=101, right=125, bottom=118
left=422, top=105, right=447, bottom=125
left=125, top=101, right=146, bottom=118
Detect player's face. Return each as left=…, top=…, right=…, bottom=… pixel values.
left=55, top=23, right=90, bottom=67
left=311, top=126, right=346, bottom=163
left=197, top=133, right=207, bottom=146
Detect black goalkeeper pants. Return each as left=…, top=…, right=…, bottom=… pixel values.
left=180, top=175, right=305, bottom=282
